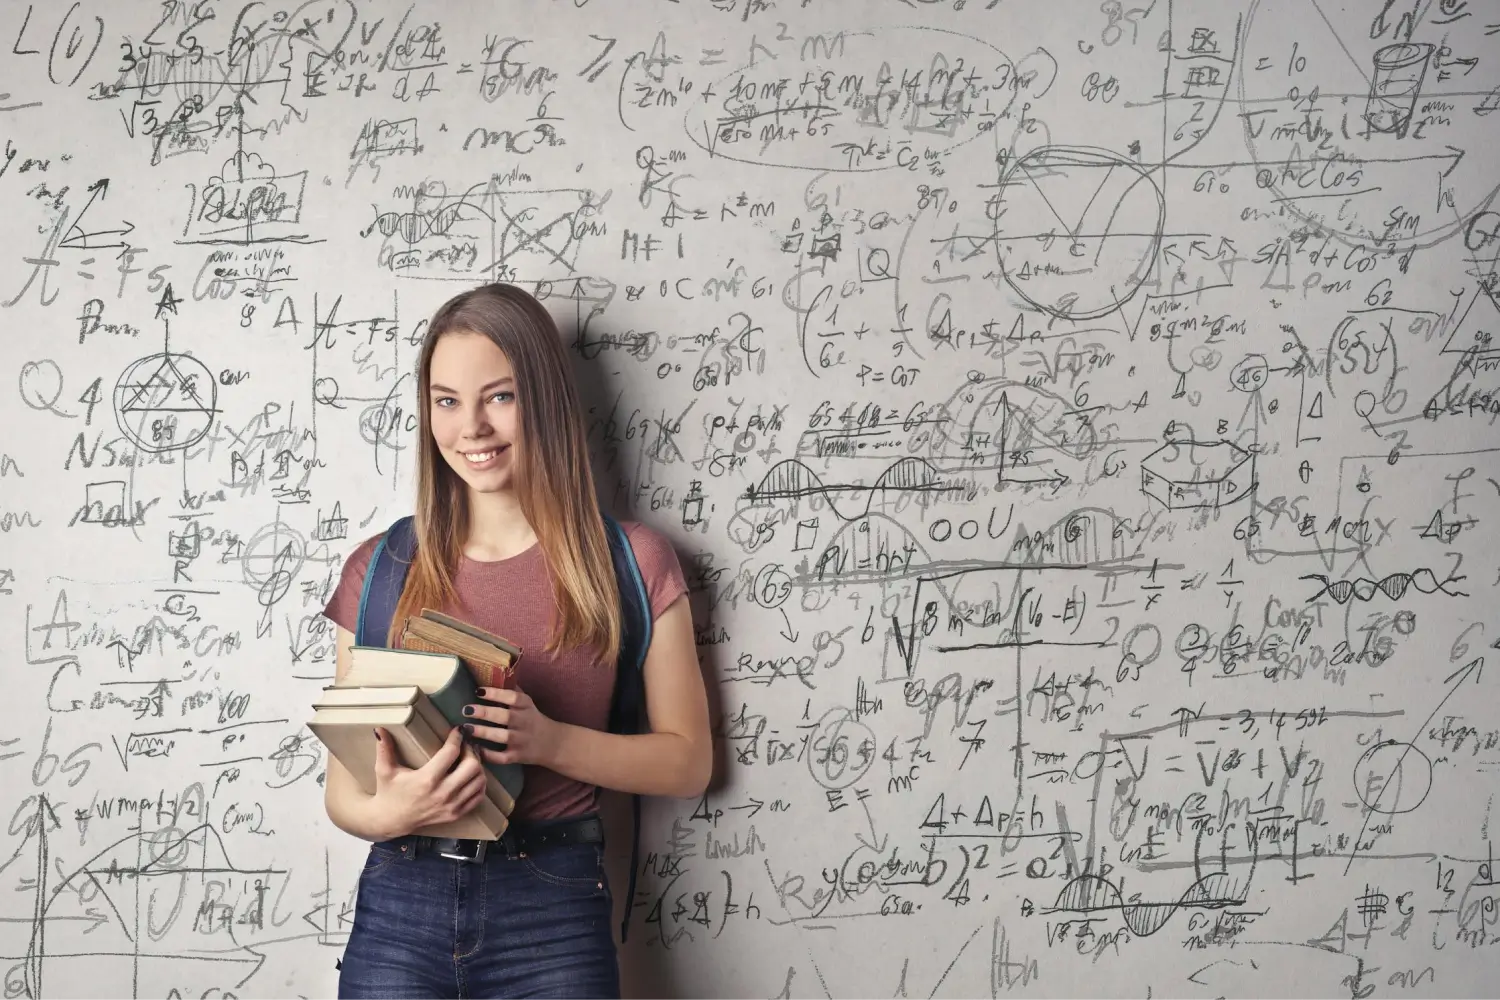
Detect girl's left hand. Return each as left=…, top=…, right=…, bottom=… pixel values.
left=461, top=687, right=565, bottom=767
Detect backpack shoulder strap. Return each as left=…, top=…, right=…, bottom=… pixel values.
left=355, top=516, right=417, bottom=648
left=602, top=513, right=652, bottom=733
left=600, top=512, right=653, bottom=943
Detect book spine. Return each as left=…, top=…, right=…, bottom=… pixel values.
left=409, top=695, right=516, bottom=815
left=428, top=671, right=526, bottom=805
left=405, top=707, right=509, bottom=840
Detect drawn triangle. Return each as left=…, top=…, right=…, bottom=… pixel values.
left=1440, top=285, right=1499, bottom=358
left=1307, top=906, right=1348, bottom=954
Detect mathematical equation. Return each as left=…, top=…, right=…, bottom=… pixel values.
left=1, top=0, right=1498, bottom=996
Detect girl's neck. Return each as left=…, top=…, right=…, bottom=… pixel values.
left=463, top=488, right=537, bottom=561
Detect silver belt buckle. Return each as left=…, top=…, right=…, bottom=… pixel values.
left=438, top=840, right=487, bottom=863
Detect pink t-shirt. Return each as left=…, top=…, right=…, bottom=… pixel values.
left=321, top=519, right=688, bottom=822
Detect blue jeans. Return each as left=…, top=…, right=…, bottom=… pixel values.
left=338, top=828, right=620, bottom=998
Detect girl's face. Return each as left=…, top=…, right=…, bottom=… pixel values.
left=427, top=331, right=520, bottom=494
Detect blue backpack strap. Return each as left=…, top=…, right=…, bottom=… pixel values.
left=356, top=516, right=418, bottom=648
left=603, top=513, right=653, bottom=735
left=359, top=512, right=650, bottom=942
left=602, top=513, right=652, bottom=943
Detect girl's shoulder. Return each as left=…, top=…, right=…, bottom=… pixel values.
left=321, top=531, right=391, bottom=634
left=613, top=519, right=688, bottom=617
left=334, top=531, right=389, bottom=585
left=615, top=518, right=678, bottom=563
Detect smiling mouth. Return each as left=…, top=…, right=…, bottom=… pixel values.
left=461, top=446, right=508, bottom=465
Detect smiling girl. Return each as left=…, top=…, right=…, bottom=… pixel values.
left=319, top=282, right=712, bottom=998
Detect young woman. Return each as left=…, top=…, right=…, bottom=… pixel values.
left=319, top=282, right=713, bottom=999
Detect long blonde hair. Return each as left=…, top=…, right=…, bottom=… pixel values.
left=391, top=282, right=621, bottom=665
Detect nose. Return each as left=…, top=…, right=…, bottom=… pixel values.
left=459, top=400, right=494, bottom=440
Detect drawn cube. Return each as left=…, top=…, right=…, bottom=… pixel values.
left=1140, top=439, right=1254, bottom=510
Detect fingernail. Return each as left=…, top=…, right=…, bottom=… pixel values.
left=476, top=688, right=490, bottom=699
left=462, top=724, right=475, bottom=737
left=462, top=705, right=476, bottom=717
left=372, top=729, right=382, bottom=742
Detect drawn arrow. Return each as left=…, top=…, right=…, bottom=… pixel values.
left=1441, top=144, right=1466, bottom=179
left=61, top=179, right=136, bottom=250
left=1343, top=655, right=1483, bottom=874
left=1002, top=470, right=1070, bottom=494
left=777, top=608, right=799, bottom=643
left=15, top=795, right=61, bottom=998
left=234, top=947, right=269, bottom=990
left=854, top=792, right=887, bottom=853
left=0, top=910, right=108, bottom=931
left=728, top=797, right=764, bottom=818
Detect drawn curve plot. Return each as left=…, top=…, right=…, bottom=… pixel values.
left=993, top=146, right=1164, bottom=321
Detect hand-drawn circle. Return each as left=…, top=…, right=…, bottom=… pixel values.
left=753, top=563, right=793, bottom=609
left=18, top=359, right=65, bottom=411
left=1354, top=390, right=1376, bottom=418
left=799, top=585, right=833, bottom=613
left=240, top=521, right=307, bottom=607
left=113, top=353, right=217, bottom=453
left=1353, top=739, right=1432, bottom=815
left=993, top=146, right=1165, bottom=320
left=1465, top=212, right=1500, bottom=253
left=142, top=824, right=196, bottom=870
left=808, top=707, right=875, bottom=790
left=1121, top=623, right=1162, bottom=666
left=1176, top=623, right=1212, bottom=660
left=1229, top=354, right=1269, bottom=392
left=358, top=400, right=406, bottom=449
left=1239, top=0, right=1500, bottom=251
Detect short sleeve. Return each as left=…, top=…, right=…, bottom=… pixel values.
left=321, top=533, right=384, bottom=634
left=621, top=521, right=688, bottom=621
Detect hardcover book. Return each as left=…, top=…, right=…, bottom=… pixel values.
left=340, top=644, right=525, bottom=808
left=400, top=608, right=521, bottom=691
left=307, top=694, right=508, bottom=840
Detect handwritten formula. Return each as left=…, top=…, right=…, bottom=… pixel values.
left=1, top=0, right=1497, bottom=996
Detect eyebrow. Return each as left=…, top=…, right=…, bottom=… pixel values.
left=429, top=377, right=514, bottom=393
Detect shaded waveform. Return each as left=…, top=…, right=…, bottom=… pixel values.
left=1299, top=568, right=1467, bottom=604
left=1048, top=870, right=1248, bottom=937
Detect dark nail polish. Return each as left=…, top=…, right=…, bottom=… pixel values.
left=462, top=705, right=476, bottom=717
left=372, top=729, right=382, bottom=742
left=462, top=724, right=475, bottom=737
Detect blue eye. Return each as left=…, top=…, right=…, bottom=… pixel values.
left=491, top=391, right=514, bottom=403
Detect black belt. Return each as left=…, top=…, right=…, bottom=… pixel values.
left=385, top=814, right=604, bottom=864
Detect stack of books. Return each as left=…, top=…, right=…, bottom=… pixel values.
left=307, top=610, right=523, bottom=840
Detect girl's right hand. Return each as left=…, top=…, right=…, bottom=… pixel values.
left=370, top=727, right=490, bottom=839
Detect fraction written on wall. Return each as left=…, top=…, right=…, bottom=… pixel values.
left=1, top=0, right=1497, bottom=997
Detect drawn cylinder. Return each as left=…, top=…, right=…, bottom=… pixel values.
left=1364, top=42, right=1433, bottom=138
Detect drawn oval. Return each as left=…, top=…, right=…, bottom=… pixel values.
left=1353, top=739, right=1432, bottom=816
left=993, top=146, right=1165, bottom=321
left=683, top=26, right=1043, bottom=171
left=1239, top=0, right=1500, bottom=250
left=808, top=707, right=876, bottom=790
